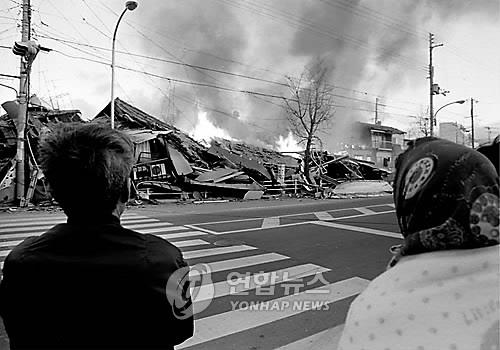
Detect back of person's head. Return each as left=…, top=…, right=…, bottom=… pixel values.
left=40, top=123, right=134, bottom=218
left=391, top=137, right=499, bottom=263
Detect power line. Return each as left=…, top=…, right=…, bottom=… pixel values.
left=319, top=0, right=427, bottom=40
left=38, top=34, right=290, bottom=88
left=49, top=47, right=295, bottom=102
left=39, top=33, right=428, bottom=115
left=84, top=1, right=431, bottom=109
left=216, top=0, right=427, bottom=72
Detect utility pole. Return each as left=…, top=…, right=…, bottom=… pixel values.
left=428, top=33, right=443, bottom=136
left=485, top=126, right=492, bottom=142
left=374, top=97, right=378, bottom=124
left=16, top=0, right=31, bottom=205
left=470, top=98, right=477, bottom=149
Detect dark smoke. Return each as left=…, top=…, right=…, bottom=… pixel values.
left=137, top=0, right=498, bottom=150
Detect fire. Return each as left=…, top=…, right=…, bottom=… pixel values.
left=190, top=111, right=234, bottom=144
left=276, top=131, right=302, bottom=153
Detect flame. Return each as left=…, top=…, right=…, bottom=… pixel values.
left=190, top=111, right=234, bottom=144
left=276, top=131, right=302, bottom=153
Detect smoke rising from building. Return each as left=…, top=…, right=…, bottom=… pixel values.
left=136, top=0, right=498, bottom=151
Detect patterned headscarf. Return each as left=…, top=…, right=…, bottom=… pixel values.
left=389, top=137, right=499, bottom=267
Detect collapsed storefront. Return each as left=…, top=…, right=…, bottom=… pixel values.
left=0, top=98, right=393, bottom=206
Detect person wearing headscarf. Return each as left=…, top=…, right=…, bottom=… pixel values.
left=338, top=137, right=499, bottom=350
left=477, top=134, right=499, bottom=175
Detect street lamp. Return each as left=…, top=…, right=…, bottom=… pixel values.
left=110, top=1, right=138, bottom=129
left=434, top=99, right=466, bottom=127
left=0, top=83, right=18, bottom=96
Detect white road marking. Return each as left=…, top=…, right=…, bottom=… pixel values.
left=0, top=218, right=158, bottom=228
left=353, top=207, right=376, bottom=215
left=261, top=217, right=280, bottom=229
left=0, top=224, right=61, bottom=233
left=200, top=253, right=289, bottom=274
left=210, top=210, right=396, bottom=235
left=313, top=221, right=402, bottom=239
left=275, top=324, right=344, bottom=350
left=155, top=231, right=208, bottom=240
left=122, top=221, right=173, bottom=229
left=0, top=213, right=146, bottom=224
left=177, top=277, right=369, bottom=349
left=314, top=211, right=334, bottom=221
left=136, top=226, right=189, bottom=234
left=187, top=202, right=394, bottom=227
left=183, top=224, right=218, bottom=235
left=194, top=263, right=330, bottom=304
left=0, top=225, right=188, bottom=241
left=171, top=239, right=210, bottom=248
left=0, top=232, right=43, bottom=240
left=0, top=240, right=22, bottom=248
left=0, top=238, right=212, bottom=258
left=184, top=245, right=257, bottom=259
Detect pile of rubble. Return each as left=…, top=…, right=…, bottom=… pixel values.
left=0, top=98, right=393, bottom=206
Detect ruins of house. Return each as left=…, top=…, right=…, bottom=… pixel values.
left=0, top=98, right=83, bottom=205
left=1, top=97, right=396, bottom=205
left=92, top=99, right=295, bottom=199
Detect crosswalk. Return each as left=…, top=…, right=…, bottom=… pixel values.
left=0, top=211, right=370, bottom=349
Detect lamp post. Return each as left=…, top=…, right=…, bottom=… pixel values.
left=433, top=99, right=466, bottom=128
left=110, top=1, right=137, bottom=129
left=0, top=83, right=18, bottom=96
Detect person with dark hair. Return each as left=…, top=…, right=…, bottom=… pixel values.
left=338, top=137, right=499, bottom=350
left=0, top=123, right=194, bottom=349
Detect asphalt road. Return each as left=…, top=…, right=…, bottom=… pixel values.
left=0, top=195, right=402, bottom=349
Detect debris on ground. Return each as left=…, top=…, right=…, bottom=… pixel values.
left=1, top=98, right=394, bottom=207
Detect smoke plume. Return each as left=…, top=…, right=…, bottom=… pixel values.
left=136, top=0, right=498, bottom=151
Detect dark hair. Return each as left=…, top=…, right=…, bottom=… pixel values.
left=40, top=123, right=134, bottom=217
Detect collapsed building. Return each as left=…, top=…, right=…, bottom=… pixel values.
left=0, top=97, right=83, bottom=205
left=0, top=98, right=393, bottom=206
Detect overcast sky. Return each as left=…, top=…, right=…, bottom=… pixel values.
left=1, top=0, right=499, bottom=150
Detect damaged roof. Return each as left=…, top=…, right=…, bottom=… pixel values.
left=93, top=98, right=211, bottom=166
left=213, top=138, right=299, bottom=168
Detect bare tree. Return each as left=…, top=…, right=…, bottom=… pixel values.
left=283, top=61, right=335, bottom=183
left=407, top=107, right=430, bottom=139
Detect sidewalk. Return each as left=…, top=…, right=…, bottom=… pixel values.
left=0, top=194, right=392, bottom=218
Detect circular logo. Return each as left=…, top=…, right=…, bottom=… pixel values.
left=403, top=157, right=435, bottom=199
left=165, top=263, right=214, bottom=320
left=470, top=192, right=499, bottom=241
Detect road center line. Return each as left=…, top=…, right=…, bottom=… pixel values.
left=189, top=202, right=394, bottom=227
left=210, top=210, right=395, bottom=235
left=312, top=221, right=402, bottom=239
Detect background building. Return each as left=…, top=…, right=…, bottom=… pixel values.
left=439, top=122, right=469, bottom=146
left=341, top=121, right=405, bottom=170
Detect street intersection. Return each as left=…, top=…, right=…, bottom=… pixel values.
left=0, top=196, right=402, bottom=349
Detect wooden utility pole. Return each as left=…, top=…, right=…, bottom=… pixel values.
left=16, top=0, right=31, bottom=205
left=470, top=98, right=476, bottom=149
left=428, top=33, right=443, bottom=136
left=374, top=97, right=379, bottom=124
